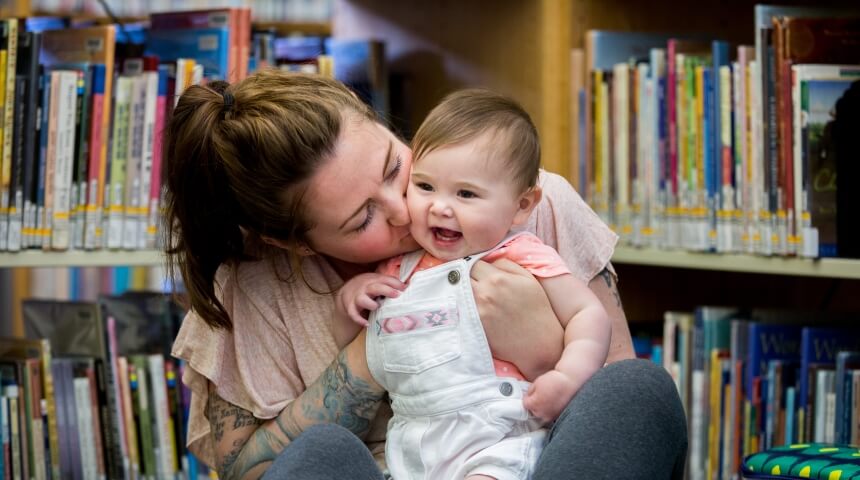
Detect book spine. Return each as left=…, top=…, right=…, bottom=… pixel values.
left=107, top=76, right=131, bottom=250
left=74, top=377, right=96, bottom=480
left=123, top=75, right=146, bottom=250
left=102, top=316, right=128, bottom=479
left=51, top=71, right=79, bottom=251
left=37, top=340, right=60, bottom=480
left=84, top=64, right=106, bottom=250
left=0, top=19, right=17, bottom=252
left=147, top=66, right=168, bottom=249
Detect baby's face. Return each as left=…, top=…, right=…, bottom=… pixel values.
left=407, top=133, right=530, bottom=261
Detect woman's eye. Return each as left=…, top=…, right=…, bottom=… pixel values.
left=386, top=155, right=403, bottom=181
left=355, top=204, right=375, bottom=232
left=458, top=190, right=477, bottom=199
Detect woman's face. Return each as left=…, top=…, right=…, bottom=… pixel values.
left=303, top=118, right=419, bottom=265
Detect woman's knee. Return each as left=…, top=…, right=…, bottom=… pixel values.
left=554, top=359, right=687, bottom=439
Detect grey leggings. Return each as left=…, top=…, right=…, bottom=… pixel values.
left=261, top=359, right=687, bottom=480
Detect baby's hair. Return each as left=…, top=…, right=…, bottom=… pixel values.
left=163, top=70, right=377, bottom=330
left=412, top=89, right=540, bottom=192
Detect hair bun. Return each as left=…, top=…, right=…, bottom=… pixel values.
left=208, top=80, right=230, bottom=95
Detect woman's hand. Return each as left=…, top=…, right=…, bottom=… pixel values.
left=470, top=259, right=564, bottom=380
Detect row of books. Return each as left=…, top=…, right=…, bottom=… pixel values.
left=657, top=307, right=860, bottom=480
left=0, top=8, right=389, bottom=254
left=0, top=8, right=252, bottom=253
left=0, top=292, right=208, bottom=480
left=572, top=5, right=860, bottom=259
left=32, top=0, right=333, bottom=22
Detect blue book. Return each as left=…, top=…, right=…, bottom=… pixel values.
left=586, top=31, right=677, bottom=70
left=145, top=27, right=230, bottom=81
left=702, top=66, right=715, bottom=250
left=834, top=350, right=860, bottom=444
left=746, top=322, right=802, bottom=444
left=711, top=40, right=730, bottom=218
left=798, top=327, right=860, bottom=418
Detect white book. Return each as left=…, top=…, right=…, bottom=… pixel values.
left=123, top=74, right=146, bottom=250
left=634, top=62, right=650, bottom=248
left=147, top=355, right=175, bottom=480
left=612, top=63, right=630, bottom=244
left=74, top=377, right=98, bottom=480
left=139, top=71, right=159, bottom=249
left=51, top=70, right=80, bottom=251
left=814, top=369, right=835, bottom=442
left=649, top=48, right=666, bottom=249
left=108, top=76, right=133, bottom=250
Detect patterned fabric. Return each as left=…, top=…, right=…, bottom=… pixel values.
left=742, top=443, right=860, bottom=479
left=378, top=307, right=459, bottom=335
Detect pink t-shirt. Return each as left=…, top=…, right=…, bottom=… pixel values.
left=171, top=171, right=618, bottom=469
left=379, top=233, right=571, bottom=381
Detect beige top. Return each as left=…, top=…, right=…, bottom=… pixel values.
left=171, top=170, right=619, bottom=469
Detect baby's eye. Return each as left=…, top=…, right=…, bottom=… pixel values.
left=416, top=182, right=433, bottom=191
left=458, top=190, right=477, bottom=199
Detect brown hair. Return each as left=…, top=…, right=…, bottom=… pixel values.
left=411, top=89, right=540, bottom=192
left=163, top=70, right=377, bottom=330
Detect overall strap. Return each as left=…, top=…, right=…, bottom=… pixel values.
left=463, top=230, right=531, bottom=269
left=397, top=250, right=427, bottom=282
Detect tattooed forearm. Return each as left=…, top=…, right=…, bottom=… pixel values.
left=218, top=348, right=385, bottom=480
left=597, top=268, right=622, bottom=307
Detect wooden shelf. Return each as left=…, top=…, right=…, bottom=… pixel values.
left=0, top=250, right=165, bottom=268
left=612, top=246, right=860, bottom=280
left=252, top=20, right=331, bottom=36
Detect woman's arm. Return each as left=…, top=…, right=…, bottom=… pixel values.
left=588, top=266, right=635, bottom=363
left=210, top=330, right=385, bottom=479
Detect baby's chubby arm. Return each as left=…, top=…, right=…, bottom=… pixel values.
left=523, top=273, right=611, bottom=422
left=334, top=273, right=407, bottom=349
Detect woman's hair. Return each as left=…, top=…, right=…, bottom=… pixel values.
left=411, top=89, right=540, bottom=192
left=164, top=70, right=376, bottom=330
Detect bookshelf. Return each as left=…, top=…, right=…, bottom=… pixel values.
left=0, top=250, right=165, bottom=268
left=612, top=247, right=860, bottom=280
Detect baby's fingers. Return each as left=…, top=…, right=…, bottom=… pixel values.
left=356, top=294, right=381, bottom=312
left=364, top=282, right=403, bottom=300
left=346, top=303, right=369, bottom=327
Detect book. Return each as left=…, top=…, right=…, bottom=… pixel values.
left=834, top=350, right=860, bottom=443
left=793, top=67, right=860, bottom=257
left=797, top=326, right=860, bottom=442
left=40, top=26, right=116, bottom=251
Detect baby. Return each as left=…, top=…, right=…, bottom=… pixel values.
left=334, top=89, right=611, bottom=480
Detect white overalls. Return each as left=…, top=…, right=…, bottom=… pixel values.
left=366, top=235, right=546, bottom=480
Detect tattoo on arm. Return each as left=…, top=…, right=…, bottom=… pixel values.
left=597, top=268, right=622, bottom=307
left=218, top=349, right=385, bottom=479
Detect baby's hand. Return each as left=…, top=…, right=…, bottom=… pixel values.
left=338, top=273, right=406, bottom=327
left=523, top=370, right=578, bottom=423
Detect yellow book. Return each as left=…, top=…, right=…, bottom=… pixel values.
left=593, top=70, right=604, bottom=212
left=0, top=19, right=16, bottom=251
left=38, top=338, right=61, bottom=479
left=695, top=65, right=705, bottom=205
left=0, top=46, right=7, bottom=250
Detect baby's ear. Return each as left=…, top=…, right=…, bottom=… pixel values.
left=512, top=185, right=543, bottom=226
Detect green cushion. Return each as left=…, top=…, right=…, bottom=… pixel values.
left=741, top=443, right=860, bottom=479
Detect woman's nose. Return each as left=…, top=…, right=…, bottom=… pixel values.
left=385, top=194, right=410, bottom=227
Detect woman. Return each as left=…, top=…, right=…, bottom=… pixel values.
left=166, top=70, right=687, bottom=480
